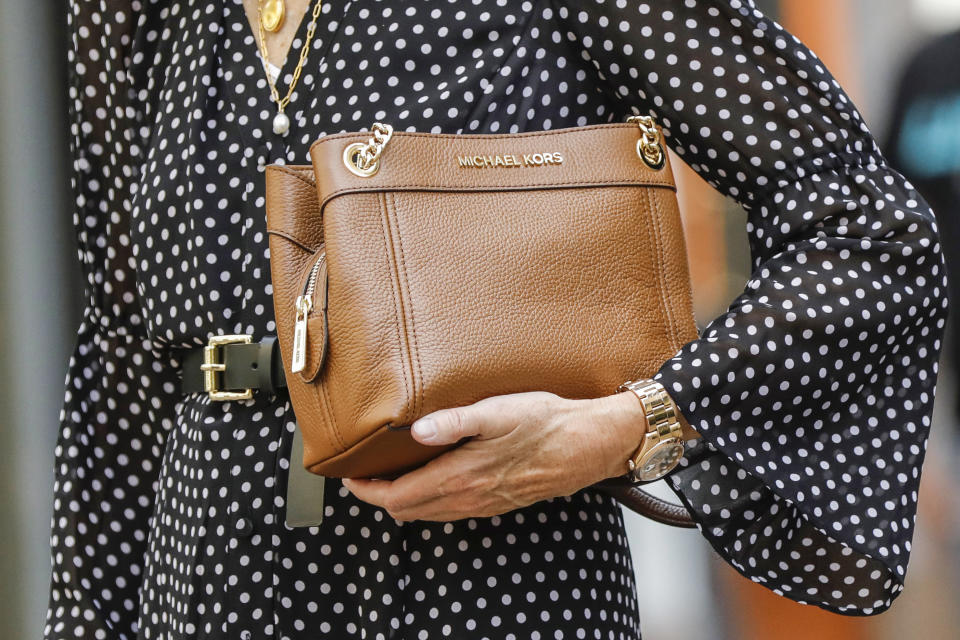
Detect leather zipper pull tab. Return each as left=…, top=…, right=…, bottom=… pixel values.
left=290, top=249, right=326, bottom=374
left=298, top=256, right=329, bottom=383
left=291, top=295, right=312, bottom=373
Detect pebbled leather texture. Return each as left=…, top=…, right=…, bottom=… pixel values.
left=265, top=122, right=700, bottom=489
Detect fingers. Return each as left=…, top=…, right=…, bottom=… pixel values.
left=340, top=477, right=397, bottom=511
left=343, top=445, right=482, bottom=518
left=344, top=396, right=520, bottom=516
left=345, top=391, right=568, bottom=521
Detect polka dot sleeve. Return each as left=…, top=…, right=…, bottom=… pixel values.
left=45, top=3, right=180, bottom=638
left=552, top=0, right=949, bottom=614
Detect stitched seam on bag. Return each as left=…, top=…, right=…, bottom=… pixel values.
left=265, top=229, right=316, bottom=253
left=378, top=191, right=414, bottom=424
left=307, top=423, right=456, bottom=474
left=319, top=378, right=345, bottom=452
left=319, top=180, right=676, bottom=208
left=659, top=188, right=700, bottom=343
left=643, top=189, right=673, bottom=358
left=388, top=192, right=425, bottom=420
left=307, top=122, right=656, bottom=155
left=383, top=192, right=421, bottom=421
left=301, top=337, right=342, bottom=455
left=648, top=189, right=679, bottom=350
left=266, top=163, right=316, bottom=188
left=265, top=165, right=322, bottom=251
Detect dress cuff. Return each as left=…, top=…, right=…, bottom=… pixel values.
left=644, top=158, right=946, bottom=614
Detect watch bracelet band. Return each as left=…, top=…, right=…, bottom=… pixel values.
left=617, top=378, right=683, bottom=480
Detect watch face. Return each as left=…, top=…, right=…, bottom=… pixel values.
left=635, top=439, right=685, bottom=482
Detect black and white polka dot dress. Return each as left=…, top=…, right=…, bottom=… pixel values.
left=46, top=1, right=949, bottom=638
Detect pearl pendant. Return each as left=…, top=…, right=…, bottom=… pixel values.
left=273, top=111, right=291, bottom=135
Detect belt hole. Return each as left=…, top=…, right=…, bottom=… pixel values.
left=251, top=361, right=259, bottom=369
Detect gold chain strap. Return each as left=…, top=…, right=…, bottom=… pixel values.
left=627, top=115, right=665, bottom=169
left=342, top=123, right=394, bottom=177
left=257, top=0, right=325, bottom=112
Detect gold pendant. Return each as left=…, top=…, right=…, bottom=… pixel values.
left=261, top=0, right=285, bottom=32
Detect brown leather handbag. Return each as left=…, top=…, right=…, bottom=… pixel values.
left=265, top=117, right=698, bottom=527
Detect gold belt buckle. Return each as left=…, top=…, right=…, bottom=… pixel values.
left=201, top=334, right=254, bottom=401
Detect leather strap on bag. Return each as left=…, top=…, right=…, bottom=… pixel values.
left=592, top=477, right=696, bottom=528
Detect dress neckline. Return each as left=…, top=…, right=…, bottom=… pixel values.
left=222, top=0, right=355, bottom=145
left=233, top=0, right=317, bottom=86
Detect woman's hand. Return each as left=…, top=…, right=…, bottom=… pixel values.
left=340, top=390, right=651, bottom=522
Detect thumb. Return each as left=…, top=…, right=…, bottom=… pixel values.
left=410, top=396, right=515, bottom=446
left=410, top=406, right=478, bottom=446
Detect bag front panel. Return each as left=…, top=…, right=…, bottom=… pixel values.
left=378, top=185, right=688, bottom=417
left=320, top=191, right=421, bottom=445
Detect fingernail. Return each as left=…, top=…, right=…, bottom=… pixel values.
left=412, top=417, right=437, bottom=442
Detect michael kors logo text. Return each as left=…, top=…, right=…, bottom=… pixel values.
left=457, top=152, right=564, bottom=168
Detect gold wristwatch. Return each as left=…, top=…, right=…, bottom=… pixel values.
left=618, top=378, right=685, bottom=482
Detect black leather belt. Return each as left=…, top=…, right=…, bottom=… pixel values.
left=181, top=334, right=287, bottom=400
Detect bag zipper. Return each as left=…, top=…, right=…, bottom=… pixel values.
left=291, top=249, right=326, bottom=373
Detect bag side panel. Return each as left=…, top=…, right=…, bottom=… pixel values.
left=651, top=187, right=701, bottom=349
left=265, top=165, right=340, bottom=466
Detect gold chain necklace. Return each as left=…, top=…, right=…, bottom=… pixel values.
left=257, top=0, right=325, bottom=135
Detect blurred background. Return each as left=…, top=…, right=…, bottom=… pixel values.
left=1, top=0, right=958, bottom=638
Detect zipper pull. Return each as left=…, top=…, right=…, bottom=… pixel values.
left=290, top=249, right=326, bottom=375
left=298, top=254, right=329, bottom=383
left=291, top=294, right=312, bottom=373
